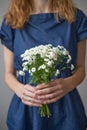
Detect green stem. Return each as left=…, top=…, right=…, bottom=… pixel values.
left=39, top=104, right=51, bottom=118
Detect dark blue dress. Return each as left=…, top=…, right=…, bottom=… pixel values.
left=0, top=9, right=87, bottom=130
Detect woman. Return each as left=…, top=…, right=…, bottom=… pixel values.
left=0, top=0, right=87, bottom=129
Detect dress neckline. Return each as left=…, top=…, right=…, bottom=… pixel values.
left=29, top=12, right=64, bottom=23
left=29, top=11, right=58, bottom=16
left=29, top=12, right=55, bottom=18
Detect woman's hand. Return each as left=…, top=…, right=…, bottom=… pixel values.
left=35, top=78, right=75, bottom=105
left=21, top=84, right=42, bottom=107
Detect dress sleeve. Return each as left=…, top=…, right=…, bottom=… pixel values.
left=75, top=9, right=87, bottom=42
left=0, top=19, right=14, bottom=52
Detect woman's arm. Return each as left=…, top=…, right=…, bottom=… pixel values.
left=67, top=39, right=86, bottom=87
left=35, top=39, right=86, bottom=104
left=4, top=46, right=24, bottom=97
left=3, top=46, right=42, bottom=107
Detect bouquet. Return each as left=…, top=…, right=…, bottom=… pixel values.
left=19, top=44, right=74, bottom=118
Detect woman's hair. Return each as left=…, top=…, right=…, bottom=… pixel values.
left=5, top=0, right=76, bottom=29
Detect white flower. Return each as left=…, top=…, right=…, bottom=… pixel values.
left=23, top=66, right=28, bottom=71
left=31, top=67, right=36, bottom=73
left=41, top=64, right=46, bottom=69
left=41, top=52, right=46, bottom=58
left=21, top=50, right=29, bottom=58
left=19, top=70, right=25, bottom=76
left=44, top=58, right=49, bottom=62
left=29, top=70, right=31, bottom=73
left=67, top=55, right=72, bottom=63
left=63, top=50, right=69, bottom=55
left=47, top=44, right=52, bottom=48
left=28, top=58, right=33, bottom=64
left=55, top=69, right=60, bottom=76
left=38, top=67, right=41, bottom=71
left=46, top=52, right=56, bottom=60
left=47, top=61, right=53, bottom=66
left=57, top=45, right=64, bottom=49
left=71, top=64, right=74, bottom=70
left=22, top=62, right=28, bottom=66
left=22, top=55, right=31, bottom=61
left=45, top=69, right=49, bottom=73
left=29, top=70, right=33, bottom=75
left=49, top=52, right=54, bottom=58
left=38, top=64, right=46, bottom=70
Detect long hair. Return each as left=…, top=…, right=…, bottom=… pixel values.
left=5, top=0, right=76, bottom=29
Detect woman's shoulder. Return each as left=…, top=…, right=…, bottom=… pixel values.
left=74, top=8, right=87, bottom=42
left=76, top=8, right=87, bottom=19
left=0, top=18, right=15, bottom=32
left=0, top=18, right=15, bottom=52
left=73, top=8, right=87, bottom=27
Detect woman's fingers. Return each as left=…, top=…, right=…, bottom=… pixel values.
left=37, top=89, right=63, bottom=100
left=36, top=79, right=62, bottom=90
left=24, top=84, right=36, bottom=92
left=22, top=99, right=42, bottom=107
left=34, top=79, right=65, bottom=104
left=22, top=91, right=42, bottom=103
left=21, top=94, right=42, bottom=107
left=35, top=84, right=62, bottom=95
left=35, top=79, right=63, bottom=95
left=21, top=96, right=42, bottom=107
left=21, top=84, right=42, bottom=107
left=43, top=93, right=64, bottom=105
left=22, top=87, right=36, bottom=98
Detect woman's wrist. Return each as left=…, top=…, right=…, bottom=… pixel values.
left=16, top=84, right=24, bottom=98
left=63, top=66, right=85, bottom=92
left=65, top=76, right=76, bottom=90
